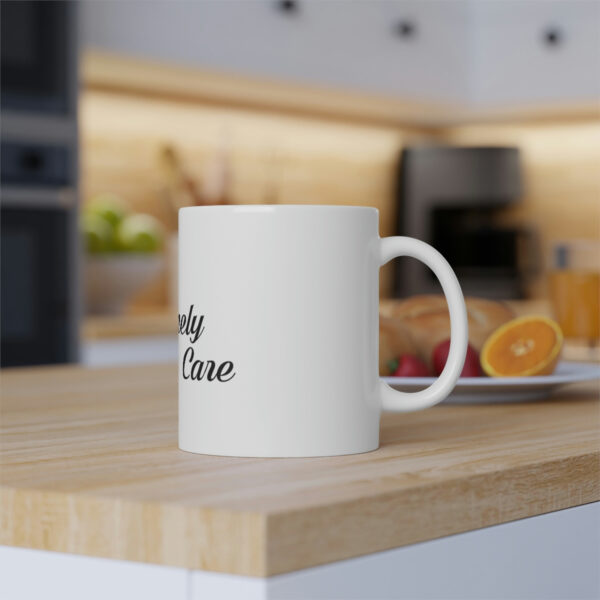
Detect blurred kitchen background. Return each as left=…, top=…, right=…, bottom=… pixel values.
left=1, top=0, right=599, bottom=368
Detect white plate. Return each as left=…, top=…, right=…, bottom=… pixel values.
left=382, top=361, right=600, bottom=404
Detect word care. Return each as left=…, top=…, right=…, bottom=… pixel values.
left=178, top=305, right=236, bottom=382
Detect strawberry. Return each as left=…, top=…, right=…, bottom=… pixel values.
left=432, top=339, right=481, bottom=377
left=393, top=354, right=431, bottom=377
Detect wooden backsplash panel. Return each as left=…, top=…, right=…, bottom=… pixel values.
left=80, top=90, right=429, bottom=300
left=80, top=90, right=413, bottom=219
left=81, top=89, right=599, bottom=307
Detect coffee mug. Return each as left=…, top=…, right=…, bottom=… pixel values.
left=179, top=205, right=467, bottom=457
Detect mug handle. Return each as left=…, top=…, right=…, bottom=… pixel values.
left=379, top=237, right=468, bottom=411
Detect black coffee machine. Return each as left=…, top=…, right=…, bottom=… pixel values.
left=395, top=146, right=536, bottom=299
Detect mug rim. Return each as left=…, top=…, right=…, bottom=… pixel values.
left=179, top=204, right=378, bottom=215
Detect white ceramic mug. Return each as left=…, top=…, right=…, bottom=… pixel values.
left=179, top=205, right=467, bottom=457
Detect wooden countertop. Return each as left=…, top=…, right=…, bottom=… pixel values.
left=1, top=364, right=598, bottom=576
left=82, top=301, right=600, bottom=364
left=82, top=310, right=176, bottom=339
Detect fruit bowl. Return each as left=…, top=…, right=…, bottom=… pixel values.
left=84, top=254, right=165, bottom=315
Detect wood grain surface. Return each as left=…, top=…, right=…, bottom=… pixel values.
left=83, top=310, right=177, bottom=339
left=1, top=364, right=598, bottom=576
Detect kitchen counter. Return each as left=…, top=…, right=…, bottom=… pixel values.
left=1, top=363, right=598, bottom=579
left=82, top=300, right=546, bottom=340
left=82, top=302, right=600, bottom=365
left=82, top=310, right=176, bottom=339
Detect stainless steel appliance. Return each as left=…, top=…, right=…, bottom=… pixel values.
left=1, top=1, right=79, bottom=367
left=394, top=146, right=535, bottom=300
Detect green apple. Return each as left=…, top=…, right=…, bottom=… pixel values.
left=82, top=213, right=113, bottom=254
left=87, top=194, right=128, bottom=229
left=117, top=214, right=164, bottom=253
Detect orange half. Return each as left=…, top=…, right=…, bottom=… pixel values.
left=480, top=316, right=563, bottom=377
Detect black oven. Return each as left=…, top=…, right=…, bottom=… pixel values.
left=1, top=1, right=73, bottom=113
left=1, top=0, right=79, bottom=367
left=1, top=204, right=76, bottom=367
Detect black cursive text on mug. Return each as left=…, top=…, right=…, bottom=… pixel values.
left=178, top=304, right=205, bottom=344
left=181, top=347, right=236, bottom=382
left=178, top=305, right=236, bottom=383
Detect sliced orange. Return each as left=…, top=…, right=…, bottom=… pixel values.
left=480, top=316, right=563, bottom=377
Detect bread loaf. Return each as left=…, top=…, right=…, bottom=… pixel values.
left=380, top=295, right=515, bottom=372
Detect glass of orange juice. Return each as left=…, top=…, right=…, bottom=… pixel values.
left=548, top=240, right=600, bottom=345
